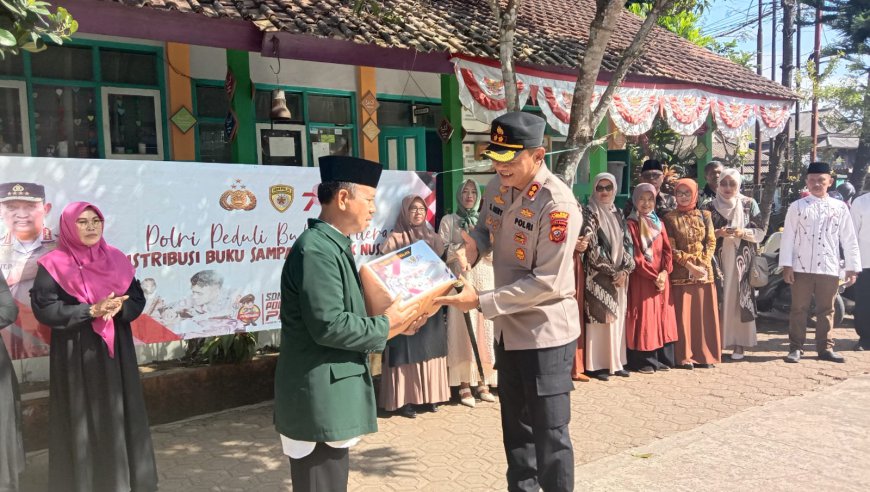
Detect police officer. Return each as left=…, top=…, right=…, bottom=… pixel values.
left=0, top=182, right=55, bottom=358
left=437, top=112, right=581, bottom=491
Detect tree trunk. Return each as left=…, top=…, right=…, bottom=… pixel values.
left=758, top=0, right=795, bottom=232
left=490, top=0, right=521, bottom=111
left=850, top=70, right=870, bottom=191
left=553, top=0, right=675, bottom=187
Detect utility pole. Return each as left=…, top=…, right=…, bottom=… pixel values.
left=794, top=0, right=801, bottom=155
left=811, top=2, right=822, bottom=162
left=770, top=1, right=778, bottom=167
left=755, top=0, right=764, bottom=188
left=782, top=1, right=794, bottom=163
left=772, top=0, right=777, bottom=80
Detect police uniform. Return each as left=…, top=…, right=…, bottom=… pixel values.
left=468, top=112, right=581, bottom=492
left=0, top=182, right=55, bottom=358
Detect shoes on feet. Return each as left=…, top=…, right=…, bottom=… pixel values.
left=678, top=362, right=694, bottom=370
left=785, top=350, right=801, bottom=363
left=855, top=342, right=866, bottom=352
left=818, top=349, right=845, bottom=363
left=695, top=363, right=715, bottom=369
left=657, top=365, right=671, bottom=372
left=428, top=403, right=439, bottom=413
left=592, top=371, right=610, bottom=381
left=572, top=373, right=591, bottom=382
left=637, top=366, right=655, bottom=374
left=477, top=387, right=496, bottom=403
left=729, top=351, right=745, bottom=361
left=398, top=404, right=417, bottom=419
left=459, top=387, right=476, bottom=408
left=614, top=369, right=631, bottom=377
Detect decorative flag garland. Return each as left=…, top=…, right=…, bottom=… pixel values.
left=451, top=56, right=794, bottom=141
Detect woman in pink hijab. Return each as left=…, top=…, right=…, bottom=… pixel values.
left=30, top=202, right=157, bottom=492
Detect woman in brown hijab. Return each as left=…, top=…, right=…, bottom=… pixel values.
left=663, top=179, right=721, bottom=369
left=379, top=195, right=451, bottom=418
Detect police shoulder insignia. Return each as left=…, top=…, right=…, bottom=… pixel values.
left=526, top=182, right=542, bottom=200
left=549, top=210, right=569, bottom=243
left=520, top=208, right=534, bottom=218
left=515, top=247, right=526, bottom=261
left=513, top=232, right=527, bottom=245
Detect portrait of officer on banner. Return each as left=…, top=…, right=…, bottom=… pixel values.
left=0, top=181, right=56, bottom=358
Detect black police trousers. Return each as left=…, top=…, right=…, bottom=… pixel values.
left=495, top=338, right=576, bottom=492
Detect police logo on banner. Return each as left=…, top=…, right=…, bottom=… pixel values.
left=269, top=185, right=294, bottom=213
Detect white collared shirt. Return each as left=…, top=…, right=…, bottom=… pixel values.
left=851, top=193, right=870, bottom=269
left=779, top=195, right=862, bottom=276
left=280, top=434, right=360, bottom=459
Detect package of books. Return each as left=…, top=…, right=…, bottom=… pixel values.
left=360, top=240, right=457, bottom=334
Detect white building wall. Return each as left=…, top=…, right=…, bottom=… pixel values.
left=376, top=68, right=441, bottom=99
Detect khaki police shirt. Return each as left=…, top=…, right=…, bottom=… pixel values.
left=0, top=231, right=56, bottom=304
left=469, top=165, right=582, bottom=350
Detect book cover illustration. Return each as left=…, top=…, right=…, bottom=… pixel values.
left=364, top=240, right=456, bottom=302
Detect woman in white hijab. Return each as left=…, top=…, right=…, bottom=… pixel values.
left=704, top=168, right=764, bottom=360
left=582, top=173, right=636, bottom=380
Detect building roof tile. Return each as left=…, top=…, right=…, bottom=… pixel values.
left=109, top=0, right=796, bottom=100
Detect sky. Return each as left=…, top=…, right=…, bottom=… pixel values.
left=700, top=0, right=847, bottom=86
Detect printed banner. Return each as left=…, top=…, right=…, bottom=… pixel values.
left=0, top=157, right=435, bottom=359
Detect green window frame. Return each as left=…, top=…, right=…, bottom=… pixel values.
left=192, top=82, right=358, bottom=165
left=0, top=38, right=167, bottom=159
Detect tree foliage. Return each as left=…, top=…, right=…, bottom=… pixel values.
left=0, top=0, right=77, bottom=58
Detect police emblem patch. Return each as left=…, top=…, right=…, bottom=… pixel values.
left=520, top=208, right=534, bottom=218
left=493, top=195, right=506, bottom=205
left=514, top=232, right=527, bottom=245
left=269, top=185, right=294, bottom=213
left=549, top=210, right=569, bottom=243
left=499, top=186, right=509, bottom=194
left=526, top=183, right=541, bottom=200
left=515, top=247, right=526, bottom=261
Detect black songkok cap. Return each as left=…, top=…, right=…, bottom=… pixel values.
left=483, top=111, right=546, bottom=162
left=0, top=182, right=46, bottom=203
left=807, top=161, right=832, bottom=175
left=319, top=156, right=383, bottom=188
left=641, top=159, right=663, bottom=172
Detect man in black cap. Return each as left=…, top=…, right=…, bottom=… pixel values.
left=438, top=111, right=581, bottom=491
left=274, top=156, right=423, bottom=492
left=623, top=159, right=677, bottom=218
left=0, top=182, right=55, bottom=358
left=699, top=160, right=724, bottom=209
left=780, top=161, right=861, bottom=363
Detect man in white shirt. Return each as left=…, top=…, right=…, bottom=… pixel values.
left=851, top=182, right=870, bottom=351
left=780, top=162, right=862, bottom=363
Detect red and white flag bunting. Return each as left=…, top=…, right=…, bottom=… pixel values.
left=451, top=57, right=793, bottom=141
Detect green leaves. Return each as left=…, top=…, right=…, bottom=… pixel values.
left=200, top=333, right=258, bottom=364
left=0, top=0, right=78, bottom=59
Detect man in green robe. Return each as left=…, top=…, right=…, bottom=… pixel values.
left=274, top=155, right=420, bottom=492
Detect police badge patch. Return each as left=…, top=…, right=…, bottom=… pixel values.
left=515, top=247, right=526, bottom=261
left=548, top=211, right=569, bottom=243
left=269, top=185, right=295, bottom=213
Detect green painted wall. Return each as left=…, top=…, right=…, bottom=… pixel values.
left=226, top=50, right=257, bottom=164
